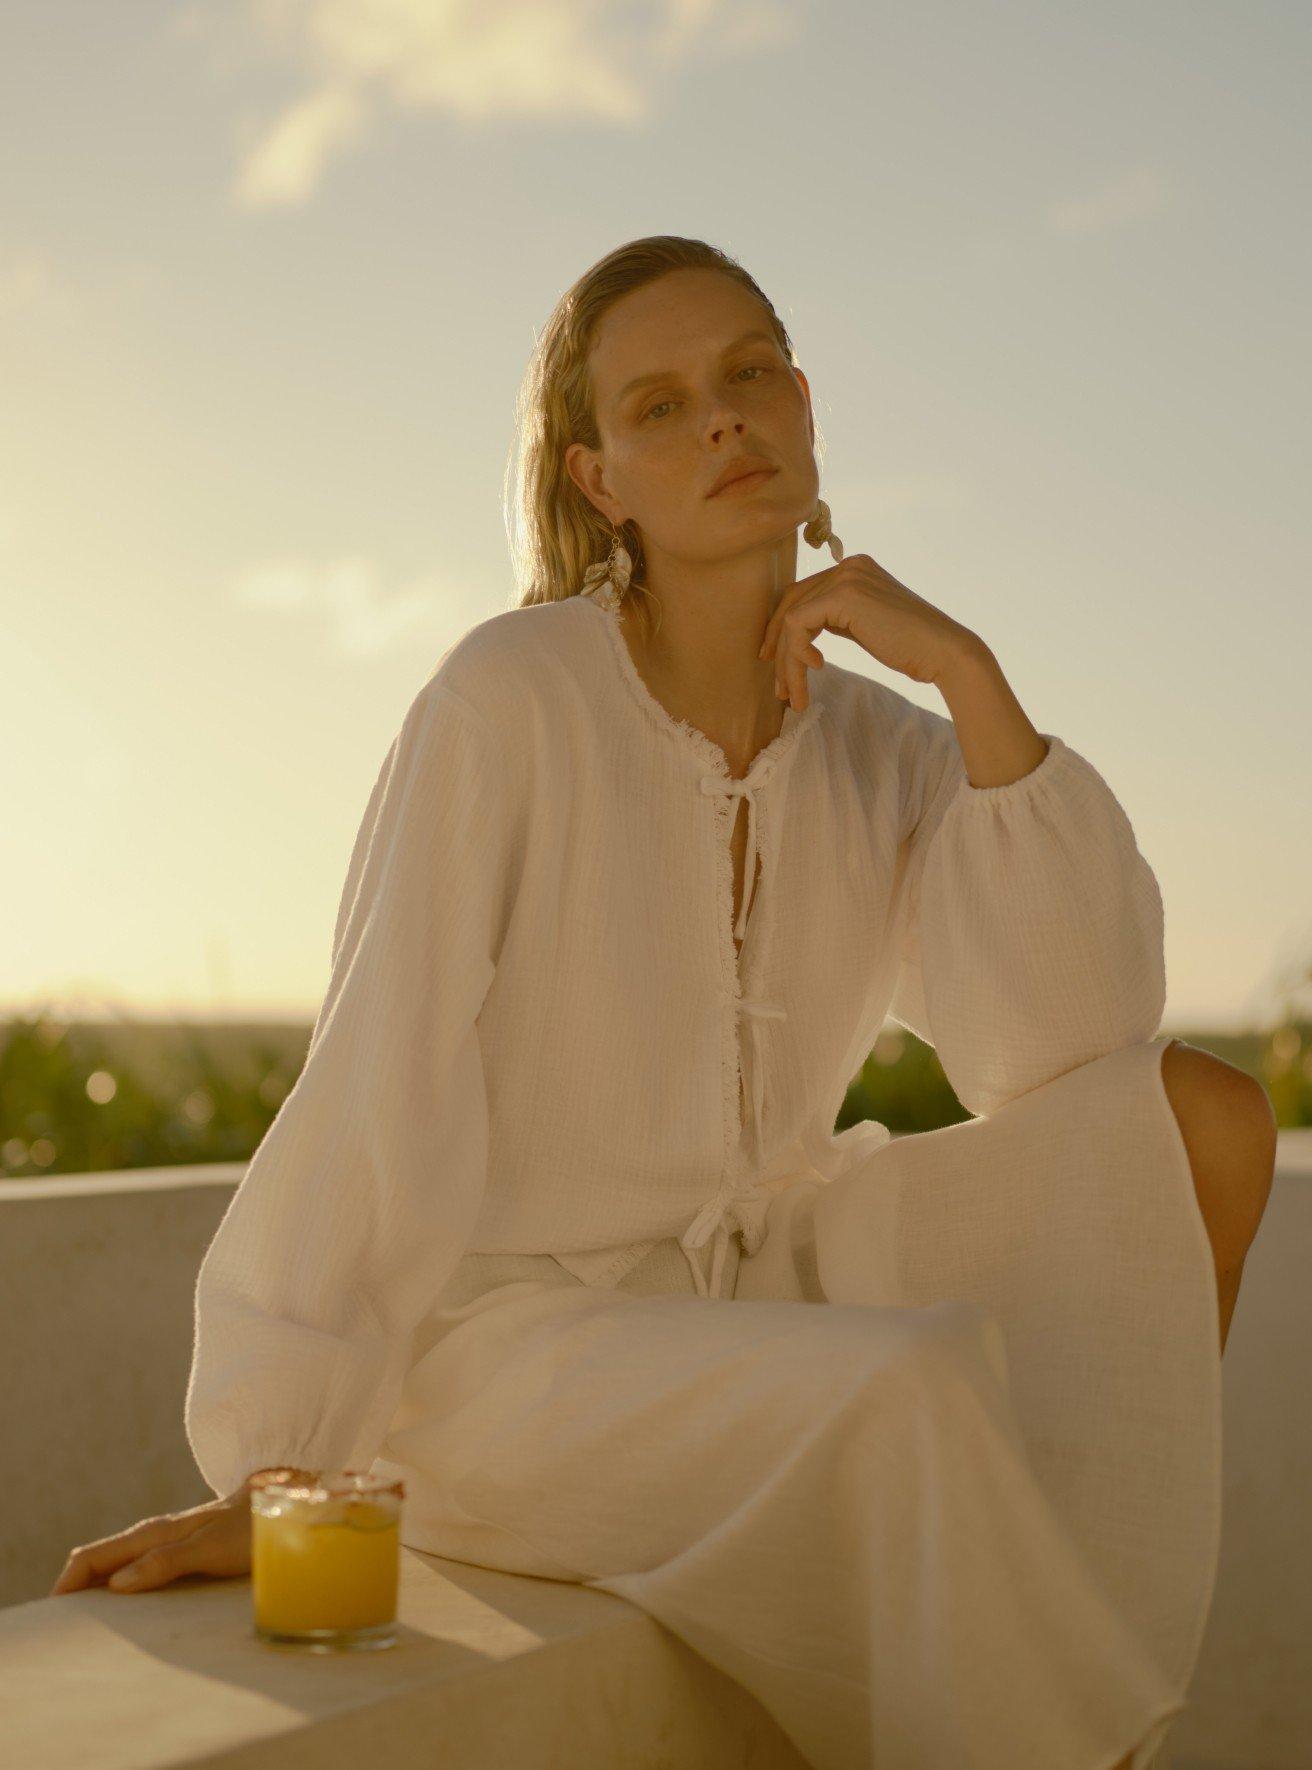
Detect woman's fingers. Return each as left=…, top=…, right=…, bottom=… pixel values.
left=107, top=1526, right=210, bottom=1591
left=48, top=1498, right=248, bottom=1596
left=775, top=640, right=824, bottom=711
left=107, top=1511, right=252, bottom=1591
left=50, top=1512, right=195, bottom=1595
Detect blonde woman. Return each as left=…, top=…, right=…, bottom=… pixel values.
left=54, top=238, right=1275, bottom=1770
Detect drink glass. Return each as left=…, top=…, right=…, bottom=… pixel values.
left=249, top=1467, right=405, bottom=1651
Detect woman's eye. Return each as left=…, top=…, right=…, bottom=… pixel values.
left=641, top=365, right=767, bottom=423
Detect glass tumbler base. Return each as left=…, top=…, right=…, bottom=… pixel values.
left=254, top=1620, right=397, bottom=1652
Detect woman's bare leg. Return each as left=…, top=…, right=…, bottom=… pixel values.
left=1159, top=1037, right=1276, bottom=1356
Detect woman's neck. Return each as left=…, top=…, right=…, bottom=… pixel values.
left=618, top=595, right=789, bottom=776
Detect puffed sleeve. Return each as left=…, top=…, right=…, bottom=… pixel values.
left=886, top=703, right=1166, bottom=1117
left=184, top=683, right=508, bottom=1498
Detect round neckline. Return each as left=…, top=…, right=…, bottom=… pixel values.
left=578, top=586, right=825, bottom=784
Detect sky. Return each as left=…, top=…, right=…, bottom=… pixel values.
left=1, top=0, right=1308, bottom=1034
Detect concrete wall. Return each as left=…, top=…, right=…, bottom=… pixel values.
left=2, top=1164, right=232, bottom=1602
left=5, top=1139, right=1311, bottom=1768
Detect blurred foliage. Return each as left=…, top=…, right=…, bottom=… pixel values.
left=845, top=1018, right=1312, bottom=1136
left=0, top=1006, right=308, bottom=1179
left=1, top=995, right=1309, bottom=1184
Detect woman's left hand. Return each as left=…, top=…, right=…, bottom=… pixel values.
left=758, top=553, right=982, bottom=710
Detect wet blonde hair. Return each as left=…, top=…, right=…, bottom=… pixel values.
left=504, top=235, right=822, bottom=641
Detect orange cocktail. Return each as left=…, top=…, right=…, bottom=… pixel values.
left=249, top=1468, right=404, bottom=1651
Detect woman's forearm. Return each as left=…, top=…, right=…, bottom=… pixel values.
left=935, top=640, right=1050, bottom=790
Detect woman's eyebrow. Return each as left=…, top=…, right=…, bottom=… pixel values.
left=614, top=329, right=776, bottom=407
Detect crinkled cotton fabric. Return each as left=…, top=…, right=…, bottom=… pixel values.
left=184, top=584, right=1220, bottom=1767
left=370, top=1033, right=1216, bottom=1770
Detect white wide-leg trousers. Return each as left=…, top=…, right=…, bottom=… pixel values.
left=371, top=1036, right=1221, bottom=1770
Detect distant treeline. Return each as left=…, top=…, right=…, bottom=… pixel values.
left=1, top=1008, right=1307, bottom=1182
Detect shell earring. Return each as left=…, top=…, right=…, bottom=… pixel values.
left=803, top=497, right=844, bottom=564
left=581, top=523, right=633, bottom=612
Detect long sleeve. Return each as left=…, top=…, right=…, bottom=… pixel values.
left=887, top=705, right=1166, bottom=1118
left=185, top=683, right=509, bottom=1498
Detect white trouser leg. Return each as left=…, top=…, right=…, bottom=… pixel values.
left=378, top=1277, right=1185, bottom=1769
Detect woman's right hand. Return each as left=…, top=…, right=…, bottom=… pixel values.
left=49, top=1484, right=255, bottom=1596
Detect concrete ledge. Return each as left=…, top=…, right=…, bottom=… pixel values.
left=5, top=1136, right=1312, bottom=1768
left=9, top=1552, right=809, bottom=1769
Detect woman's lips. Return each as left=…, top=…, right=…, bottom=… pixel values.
left=710, top=468, right=778, bottom=496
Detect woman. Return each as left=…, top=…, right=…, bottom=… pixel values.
left=52, top=237, right=1276, bottom=1770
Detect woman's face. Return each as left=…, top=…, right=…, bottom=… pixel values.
left=568, top=267, right=819, bottom=565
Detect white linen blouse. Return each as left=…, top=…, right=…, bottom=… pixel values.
left=184, top=583, right=1167, bottom=1498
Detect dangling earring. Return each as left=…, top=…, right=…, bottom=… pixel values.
left=581, top=522, right=633, bottom=612
left=803, top=497, right=844, bottom=564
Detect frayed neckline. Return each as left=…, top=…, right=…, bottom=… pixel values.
left=576, top=586, right=826, bottom=783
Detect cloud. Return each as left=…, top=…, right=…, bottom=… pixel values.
left=0, top=249, right=158, bottom=325
left=0, top=249, right=80, bottom=322
left=223, top=0, right=796, bottom=207
left=235, top=81, right=367, bottom=207
left=1045, top=167, right=1173, bottom=237
left=232, top=553, right=462, bottom=656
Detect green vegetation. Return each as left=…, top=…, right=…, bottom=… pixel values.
left=0, top=1012, right=306, bottom=1179
left=2, top=1004, right=1308, bottom=1183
